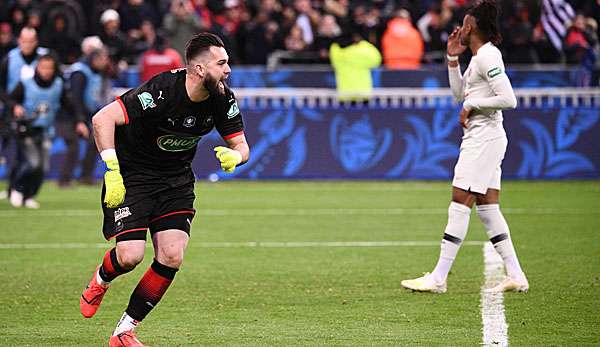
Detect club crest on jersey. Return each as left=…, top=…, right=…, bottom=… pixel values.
left=487, top=67, right=502, bottom=78
left=114, top=207, right=131, bottom=222
left=183, top=116, right=196, bottom=127
left=137, top=92, right=157, bottom=110
left=157, top=135, right=201, bottom=152
left=227, top=101, right=240, bottom=119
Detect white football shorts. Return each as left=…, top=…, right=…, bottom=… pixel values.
left=452, top=136, right=508, bottom=194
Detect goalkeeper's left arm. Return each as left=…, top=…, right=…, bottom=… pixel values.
left=214, top=133, right=250, bottom=173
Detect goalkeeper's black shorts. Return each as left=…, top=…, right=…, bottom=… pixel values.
left=101, top=172, right=196, bottom=242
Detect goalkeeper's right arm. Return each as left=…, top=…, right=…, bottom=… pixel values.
left=92, top=101, right=127, bottom=208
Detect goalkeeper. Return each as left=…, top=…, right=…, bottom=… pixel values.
left=79, top=32, right=249, bottom=347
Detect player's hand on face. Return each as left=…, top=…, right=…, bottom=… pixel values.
left=214, top=146, right=242, bottom=173
left=75, top=121, right=90, bottom=139
left=447, top=26, right=467, bottom=57
left=13, top=105, right=25, bottom=119
left=103, top=158, right=126, bottom=208
left=459, top=108, right=471, bottom=128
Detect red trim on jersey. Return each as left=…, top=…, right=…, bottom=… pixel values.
left=116, top=96, right=130, bottom=124
left=109, top=228, right=147, bottom=240
left=223, top=131, right=244, bottom=140
left=149, top=210, right=195, bottom=223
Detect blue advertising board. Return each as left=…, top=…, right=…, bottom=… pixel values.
left=1, top=105, right=597, bottom=181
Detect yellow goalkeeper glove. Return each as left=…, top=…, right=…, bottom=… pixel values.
left=214, top=146, right=242, bottom=173
left=102, top=152, right=126, bottom=208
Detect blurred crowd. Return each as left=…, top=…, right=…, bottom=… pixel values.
left=0, top=0, right=599, bottom=69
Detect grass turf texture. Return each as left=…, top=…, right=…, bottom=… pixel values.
left=0, top=181, right=598, bottom=346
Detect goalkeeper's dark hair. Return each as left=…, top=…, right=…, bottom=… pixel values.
left=185, top=32, right=225, bottom=64
left=466, top=0, right=502, bottom=45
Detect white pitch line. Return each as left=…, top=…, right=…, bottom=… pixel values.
left=481, top=242, right=509, bottom=347
left=0, top=207, right=596, bottom=217
left=0, top=240, right=486, bottom=250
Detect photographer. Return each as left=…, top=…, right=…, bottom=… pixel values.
left=6, top=54, right=86, bottom=208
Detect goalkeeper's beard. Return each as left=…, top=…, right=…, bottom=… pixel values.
left=204, top=73, right=226, bottom=97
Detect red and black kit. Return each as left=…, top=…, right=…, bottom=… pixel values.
left=101, top=69, right=244, bottom=241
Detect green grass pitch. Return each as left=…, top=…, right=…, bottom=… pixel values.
left=0, top=180, right=599, bottom=346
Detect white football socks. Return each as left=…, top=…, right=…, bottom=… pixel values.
left=477, top=204, right=526, bottom=281
left=431, top=202, right=472, bottom=283
left=113, top=312, right=139, bottom=336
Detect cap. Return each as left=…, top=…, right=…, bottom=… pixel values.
left=100, top=9, right=120, bottom=24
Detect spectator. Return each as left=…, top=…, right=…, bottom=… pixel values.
left=285, top=24, right=308, bottom=52
left=330, top=30, right=381, bottom=102
left=294, top=0, right=317, bottom=46
left=9, top=6, right=28, bottom=36
left=25, top=8, right=42, bottom=32
left=586, top=18, right=600, bottom=81
left=163, top=0, right=207, bottom=58
left=532, top=22, right=561, bottom=63
left=239, top=10, right=284, bottom=65
left=323, top=0, right=349, bottom=22
left=41, top=14, right=80, bottom=64
left=417, top=1, right=454, bottom=63
left=139, top=33, right=183, bottom=82
left=98, top=9, right=127, bottom=66
left=0, top=23, right=17, bottom=58
left=6, top=54, right=86, bottom=208
left=279, top=4, right=298, bottom=35
left=0, top=27, right=48, bottom=95
left=127, top=19, right=157, bottom=62
left=81, top=35, right=104, bottom=56
left=503, top=1, right=538, bottom=64
left=564, top=14, right=594, bottom=65
left=118, top=0, right=158, bottom=34
left=59, top=47, right=110, bottom=187
left=191, top=0, right=214, bottom=30
left=213, top=0, right=246, bottom=64
left=314, top=14, right=341, bottom=60
left=381, top=9, right=424, bottom=69
left=352, top=5, right=383, bottom=47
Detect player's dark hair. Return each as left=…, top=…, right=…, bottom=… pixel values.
left=466, top=0, right=502, bottom=45
left=185, top=32, right=225, bottom=64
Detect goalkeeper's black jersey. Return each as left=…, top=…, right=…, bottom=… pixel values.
left=115, top=69, right=244, bottom=177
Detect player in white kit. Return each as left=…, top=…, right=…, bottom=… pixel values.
left=401, top=0, right=529, bottom=293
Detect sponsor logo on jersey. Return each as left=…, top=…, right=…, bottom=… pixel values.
left=227, top=101, right=240, bottom=119
left=114, top=207, right=132, bottom=222
left=487, top=67, right=502, bottom=78
left=157, top=135, right=201, bottom=152
left=137, top=92, right=157, bottom=110
left=183, top=116, right=196, bottom=127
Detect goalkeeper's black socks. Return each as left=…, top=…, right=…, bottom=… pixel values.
left=98, top=248, right=134, bottom=283
left=125, top=259, right=178, bottom=321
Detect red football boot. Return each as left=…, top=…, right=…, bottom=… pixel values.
left=80, top=267, right=109, bottom=318
left=109, top=330, right=148, bottom=347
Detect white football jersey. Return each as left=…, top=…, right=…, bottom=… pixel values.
left=448, top=42, right=517, bottom=143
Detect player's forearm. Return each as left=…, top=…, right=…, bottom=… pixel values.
left=92, top=101, right=125, bottom=153
left=463, top=93, right=517, bottom=112
left=231, top=142, right=250, bottom=165
left=463, top=76, right=517, bottom=111
left=448, top=65, right=464, bottom=101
